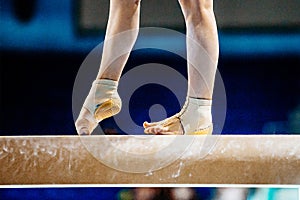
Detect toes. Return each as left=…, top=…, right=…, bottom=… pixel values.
left=144, top=128, right=152, bottom=134
left=75, top=108, right=97, bottom=135
left=144, top=126, right=156, bottom=134
left=144, top=125, right=169, bottom=135
left=144, top=125, right=183, bottom=135
left=157, top=131, right=176, bottom=135
left=78, top=128, right=90, bottom=136
left=143, top=122, right=149, bottom=128
left=143, top=116, right=175, bottom=128
left=143, top=121, right=159, bottom=128
left=75, top=119, right=91, bottom=135
left=143, top=121, right=163, bottom=128
left=144, top=126, right=155, bottom=134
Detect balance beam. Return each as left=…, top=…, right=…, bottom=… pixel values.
left=1, top=135, right=299, bottom=184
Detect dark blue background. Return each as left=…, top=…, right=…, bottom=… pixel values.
left=0, top=0, right=299, bottom=199
left=0, top=187, right=215, bottom=200
left=1, top=0, right=300, bottom=134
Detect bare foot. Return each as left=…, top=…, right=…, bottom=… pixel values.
left=143, top=115, right=184, bottom=135
left=143, top=98, right=212, bottom=135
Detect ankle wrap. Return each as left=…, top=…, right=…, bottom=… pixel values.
left=179, top=97, right=212, bottom=134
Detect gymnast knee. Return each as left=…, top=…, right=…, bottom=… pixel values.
left=178, top=0, right=213, bottom=9
left=178, top=0, right=214, bottom=20
left=111, top=0, right=141, bottom=9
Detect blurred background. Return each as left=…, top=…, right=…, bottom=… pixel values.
left=0, top=1, right=300, bottom=199
left=1, top=0, right=300, bottom=135
left=0, top=187, right=299, bottom=200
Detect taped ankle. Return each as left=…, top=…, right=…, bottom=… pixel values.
left=179, top=97, right=212, bottom=134
left=83, top=79, right=121, bottom=115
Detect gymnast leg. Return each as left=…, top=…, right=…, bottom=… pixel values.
left=144, top=0, right=219, bottom=135
left=75, top=0, right=141, bottom=135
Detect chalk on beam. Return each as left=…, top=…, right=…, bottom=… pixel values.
left=0, top=135, right=299, bottom=184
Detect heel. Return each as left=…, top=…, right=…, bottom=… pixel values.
left=94, top=99, right=121, bottom=121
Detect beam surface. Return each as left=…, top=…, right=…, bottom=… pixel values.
left=0, top=135, right=299, bottom=184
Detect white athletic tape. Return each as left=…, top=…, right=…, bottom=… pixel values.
left=180, top=98, right=212, bottom=134
left=83, top=79, right=120, bottom=113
